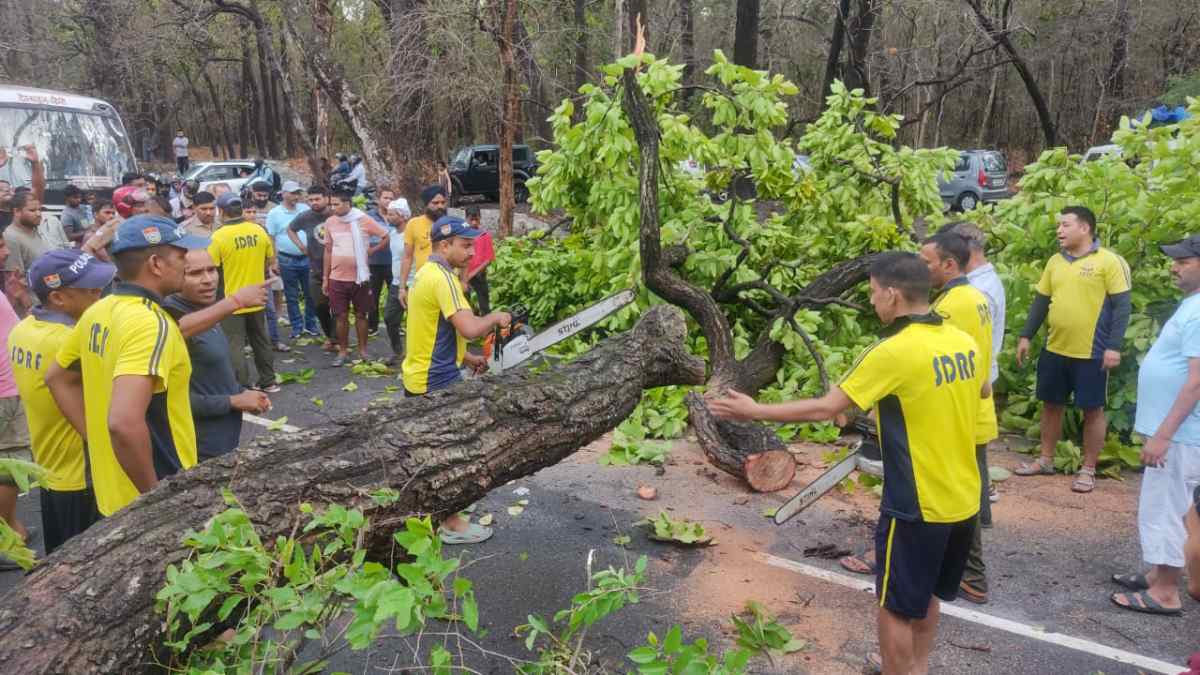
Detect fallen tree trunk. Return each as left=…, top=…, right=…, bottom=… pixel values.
left=0, top=306, right=705, bottom=674
left=685, top=393, right=795, bottom=492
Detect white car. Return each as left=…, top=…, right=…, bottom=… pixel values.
left=183, top=160, right=267, bottom=194
left=1082, top=144, right=1121, bottom=162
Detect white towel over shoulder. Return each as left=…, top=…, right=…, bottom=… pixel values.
left=343, top=208, right=372, bottom=284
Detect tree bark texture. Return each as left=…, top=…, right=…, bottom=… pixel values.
left=965, top=0, right=1056, bottom=147
left=678, top=0, right=695, bottom=101
left=573, top=0, right=590, bottom=112
left=821, top=0, right=851, bottom=101
left=0, top=306, right=705, bottom=674
left=201, top=64, right=236, bottom=159
left=843, top=0, right=879, bottom=95
left=732, top=0, right=760, bottom=69
left=251, top=0, right=280, bottom=159
left=491, top=0, right=520, bottom=237
left=685, top=393, right=794, bottom=492
left=280, top=0, right=400, bottom=185
left=312, top=0, right=334, bottom=159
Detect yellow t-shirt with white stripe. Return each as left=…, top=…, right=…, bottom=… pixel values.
left=55, top=283, right=197, bottom=516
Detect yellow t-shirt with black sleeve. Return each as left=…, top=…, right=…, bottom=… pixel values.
left=932, top=278, right=999, bottom=444
left=54, top=283, right=197, bottom=516
left=838, top=315, right=982, bottom=523
left=208, top=220, right=273, bottom=315
left=1036, top=245, right=1131, bottom=359
left=9, top=311, right=85, bottom=492
left=404, top=215, right=434, bottom=277
left=402, top=257, right=468, bottom=395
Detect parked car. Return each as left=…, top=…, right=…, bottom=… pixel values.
left=448, top=144, right=539, bottom=204
left=938, top=150, right=1010, bottom=212
left=183, top=160, right=269, bottom=195
left=1082, top=144, right=1121, bottom=162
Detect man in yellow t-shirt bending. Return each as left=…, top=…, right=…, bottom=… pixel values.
left=710, top=252, right=981, bottom=675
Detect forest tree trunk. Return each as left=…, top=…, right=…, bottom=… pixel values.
left=733, top=0, right=760, bottom=69
left=0, top=307, right=705, bottom=674
left=201, top=65, right=236, bottom=158
left=966, top=0, right=1056, bottom=147
left=491, top=0, right=520, bottom=236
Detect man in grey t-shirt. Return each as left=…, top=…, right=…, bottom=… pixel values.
left=59, top=185, right=88, bottom=247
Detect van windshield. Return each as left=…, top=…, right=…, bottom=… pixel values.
left=0, top=105, right=136, bottom=191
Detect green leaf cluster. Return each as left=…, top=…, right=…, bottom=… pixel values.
left=155, top=490, right=477, bottom=673
left=277, top=368, right=315, bottom=385
left=636, top=512, right=712, bottom=546
left=498, top=53, right=954, bottom=446
left=0, top=458, right=48, bottom=571
left=517, top=555, right=648, bottom=673
left=973, top=97, right=1200, bottom=468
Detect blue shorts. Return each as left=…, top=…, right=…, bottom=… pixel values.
left=875, top=515, right=974, bottom=619
left=1036, top=350, right=1107, bottom=409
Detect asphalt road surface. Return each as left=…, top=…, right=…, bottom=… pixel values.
left=1, top=330, right=1196, bottom=674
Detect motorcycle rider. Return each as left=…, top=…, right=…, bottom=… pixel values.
left=346, top=154, right=368, bottom=194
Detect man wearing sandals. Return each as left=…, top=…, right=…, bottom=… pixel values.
left=711, top=252, right=980, bottom=675
left=1111, top=236, right=1200, bottom=615
left=1015, top=206, right=1132, bottom=493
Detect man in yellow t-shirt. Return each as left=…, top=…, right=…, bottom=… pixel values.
left=10, top=250, right=113, bottom=552
left=922, top=230, right=997, bottom=605
left=396, top=185, right=447, bottom=308
left=402, top=216, right=510, bottom=546
left=1015, top=206, right=1132, bottom=493
left=209, top=191, right=280, bottom=392
left=46, top=215, right=210, bottom=517
left=710, top=252, right=980, bottom=675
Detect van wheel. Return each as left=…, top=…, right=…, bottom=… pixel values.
left=955, top=192, right=979, bottom=212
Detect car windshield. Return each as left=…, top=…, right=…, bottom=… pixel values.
left=0, top=105, right=135, bottom=190
left=183, top=164, right=210, bottom=180
left=452, top=148, right=471, bottom=169
left=982, top=152, right=1007, bottom=173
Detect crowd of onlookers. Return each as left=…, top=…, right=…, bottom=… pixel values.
left=0, top=147, right=504, bottom=565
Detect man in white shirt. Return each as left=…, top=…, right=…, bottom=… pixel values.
left=173, top=131, right=190, bottom=174
left=382, top=198, right=411, bottom=365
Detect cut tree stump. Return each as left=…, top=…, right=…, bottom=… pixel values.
left=685, top=392, right=796, bottom=492
left=0, top=305, right=705, bottom=675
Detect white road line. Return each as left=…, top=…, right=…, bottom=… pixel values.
left=758, top=552, right=1182, bottom=675
left=242, top=413, right=301, bottom=433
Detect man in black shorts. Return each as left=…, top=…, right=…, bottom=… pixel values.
left=1015, top=206, right=1132, bottom=493
left=710, top=252, right=981, bottom=673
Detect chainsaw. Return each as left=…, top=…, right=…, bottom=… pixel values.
left=771, top=417, right=884, bottom=526
left=486, top=289, right=637, bottom=373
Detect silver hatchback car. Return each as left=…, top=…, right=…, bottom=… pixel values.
left=938, top=150, right=1010, bottom=212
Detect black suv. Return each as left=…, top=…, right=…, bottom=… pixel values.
left=448, top=144, right=539, bottom=204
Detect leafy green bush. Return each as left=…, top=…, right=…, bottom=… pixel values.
left=975, top=99, right=1200, bottom=449
left=155, top=490, right=478, bottom=673
left=498, top=53, right=954, bottom=445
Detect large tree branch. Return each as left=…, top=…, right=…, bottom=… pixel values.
left=0, top=307, right=705, bottom=674
left=621, top=68, right=739, bottom=385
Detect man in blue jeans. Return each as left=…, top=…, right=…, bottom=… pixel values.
left=267, top=181, right=320, bottom=339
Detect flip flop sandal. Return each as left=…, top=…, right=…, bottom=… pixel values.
left=1111, top=572, right=1150, bottom=591
left=839, top=554, right=876, bottom=575
left=1110, top=591, right=1182, bottom=616
left=1072, top=468, right=1096, bottom=493
left=1014, top=457, right=1055, bottom=476
left=438, top=522, right=493, bottom=545
left=958, top=580, right=989, bottom=604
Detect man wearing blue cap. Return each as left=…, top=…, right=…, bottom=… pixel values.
left=402, top=215, right=511, bottom=544
left=9, top=250, right=114, bottom=554
left=46, top=215, right=210, bottom=517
